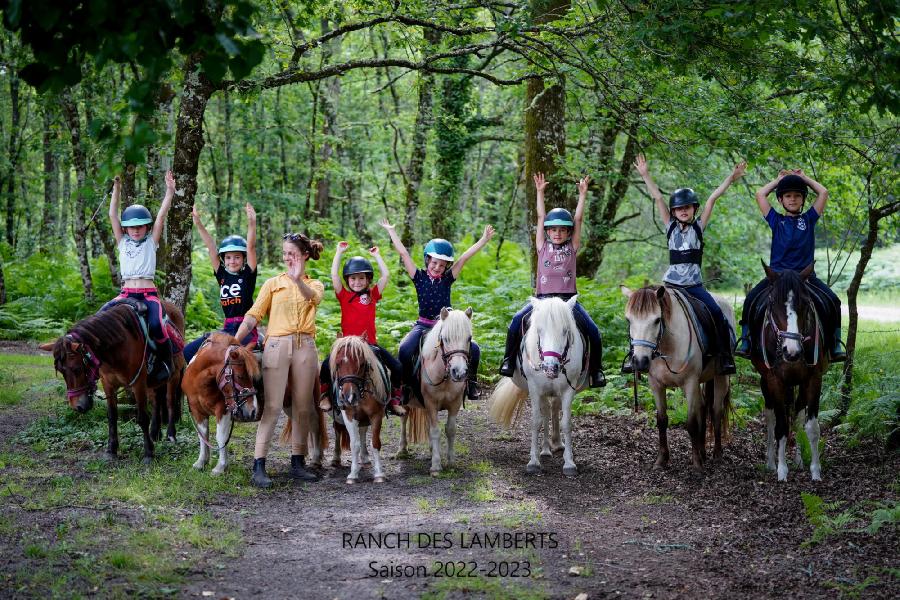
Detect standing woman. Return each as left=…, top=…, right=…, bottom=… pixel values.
left=234, top=233, right=325, bottom=488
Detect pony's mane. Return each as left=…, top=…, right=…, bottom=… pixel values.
left=206, top=331, right=260, bottom=379
left=770, top=270, right=809, bottom=318
left=329, top=336, right=387, bottom=400
left=625, top=287, right=672, bottom=321
left=423, top=310, right=472, bottom=358
left=527, top=297, right=576, bottom=346
left=59, top=304, right=141, bottom=365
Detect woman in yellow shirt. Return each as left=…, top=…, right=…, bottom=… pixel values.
left=235, top=233, right=325, bottom=488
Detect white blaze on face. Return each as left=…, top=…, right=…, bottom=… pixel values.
left=784, top=290, right=802, bottom=356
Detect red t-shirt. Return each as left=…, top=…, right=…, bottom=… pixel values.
left=337, top=286, right=381, bottom=344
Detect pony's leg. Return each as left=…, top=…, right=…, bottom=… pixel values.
left=359, top=425, right=371, bottom=465
left=445, top=404, right=460, bottom=469
left=134, top=385, right=155, bottom=464
left=331, top=421, right=342, bottom=468
left=774, top=385, right=792, bottom=482
left=166, top=378, right=178, bottom=443
left=550, top=398, right=563, bottom=454
left=793, top=408, right=806, bottom=468
left=395, top=414, right=410, bottom=459
left=801, top=377, right=824, bottom=481
left=212, top=413, right=231, bottom=475
left=649, top=378, right=669, bottom=468
left=102, top=381, right=120, bottom=459
left=428, top=406, right=443, bottom=476
left=540, top=398, right=552, bottom=458
left=710, top=377, right=725, bottom=460
left=342, top=411, right=361, bottom=483
left=526, top=384, right=543, bottom=474
left=192, top=415, right=210, bottom=470
left=684, top=378, right=704, bottom=471
left=150, top=386, right=162, bottom=442
left=765, top=408, right=776, bottom=470
left=308, top=410, right=323, bottom=468
left=370, top=414, right=386, bottom=483
left=561, top=391, right=577, bottom=477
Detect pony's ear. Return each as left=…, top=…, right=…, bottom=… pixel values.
left=655, top=286, right=666, bottom=300
left=566, top=294, right=578, bottom=309
left=38, top=341, right=55, bottom=352
left=762, top=260, right=778, bottom=282
left=529, top=296, right=540, bottom=306
left=799, top=261, right=815, bottom=280
left=440, top=307, right=450, bottom=320
left=464, top=307, right=473, bottom=319
left=620, top=286, right=633, bottom=298
left=360, top=330, right=369, bottom=342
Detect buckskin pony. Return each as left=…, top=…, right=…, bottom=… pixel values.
left=397, top=307, right=474, bottom=476
left=490, top=296, right=587, bottom=477
left=622, top=285, right=733, bottom=472
left=41, top=300, right=185, bottom=463
left=748, top=261, right=828, bottom=481
left=182, top=333, right=260, bottom=475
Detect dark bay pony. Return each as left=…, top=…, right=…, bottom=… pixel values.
left=182, top=333, right=259, bottom=475
left=41, top=301, right=185, bottom=463
left=326, top=336, right=391, bottom=483
left=748, top=262, right=828, bottom=481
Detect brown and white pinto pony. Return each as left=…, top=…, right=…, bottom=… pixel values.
left=327, top=336, right=390, bottom=483
left=182, top=333, right=259, bottom=475
left=40, top=301, right=185, bottom=463
left=622, top=285, right=733, bottom=471
left=398, top=307, right=474, bottom=476
left=750, top=262, right=828, bottom=481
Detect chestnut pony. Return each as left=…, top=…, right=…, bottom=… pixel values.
left=41, top=301, right=184, bottom=463
left=182, top=333, right=260, bottom=475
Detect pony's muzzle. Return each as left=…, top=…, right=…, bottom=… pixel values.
left=69, top=394, right=93, bottom=413
left=541, top=361, right=560, bottom=379
left=449, top=365, right=468, bottom=382
left=782, top=345, right=802, bottom=362
left=633, top=355, right=651, bottom=373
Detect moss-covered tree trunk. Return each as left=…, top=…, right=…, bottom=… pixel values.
left=40, top=104, right=58, bottom=253
left=60, top=93, right=94, bottom=303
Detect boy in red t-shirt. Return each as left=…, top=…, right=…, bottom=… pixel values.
left=319, top=242, right=405, bottom=415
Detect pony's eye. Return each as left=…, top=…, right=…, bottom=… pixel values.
left=654, top=318, right=661, bottom=325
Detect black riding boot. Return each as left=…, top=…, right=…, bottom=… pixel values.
left=831, top=327, right=847, bottom=362
left=717, top=325, right=737, bottom=375
left=498, top=326, right=521, bottom=377
left=152, top=339, right=174, bottom=383
left=250, top=458, right=272, bottom=488
left=467, top=379, right=479, bottom=400
left=290, top=454, right=320, bottom=482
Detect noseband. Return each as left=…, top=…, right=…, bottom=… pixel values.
left=761, top=294, right=821, bottom=368
left=62, top=334, right=102, bottom=400
left=627, top=290, right=695, bottom=375
left=335, top=366, right=372, bottom=408
left=217, top=345, right=257, bottom=420
left=422, top=336, right=470, bottom=386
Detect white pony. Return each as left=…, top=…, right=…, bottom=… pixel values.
left=397, top=307, right=473, bottom=476
left=490, top=296, right=586, bottom=476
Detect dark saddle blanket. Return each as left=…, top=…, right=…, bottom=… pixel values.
left=747, top=282, right=834, bottom=331
left=116, top=297, right=185, bottom=354
left=666, top=286, right=716, bottom=356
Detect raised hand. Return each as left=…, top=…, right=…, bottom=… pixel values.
left=577, top=175, right=592, bottom=196
left=481, top=224, right=495, bottom=242
left=634, top=154, right=649, bottom=176
left=731, top=161, right=747, bottom=182
left=165, top=170, right=176, bottom=191
left=245, top=203, right=256, bottom=223
left=368, top=245, right=380, bottom=257
left=533, top=172, right=548, bottom=193
left=191, top=205, right=201, bottom=223
left=337, top=241, right=349, bottom=253
left=379, top=218, right=395, bottom=231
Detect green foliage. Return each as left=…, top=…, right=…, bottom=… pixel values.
left=801, top=492, right=858, bottom=546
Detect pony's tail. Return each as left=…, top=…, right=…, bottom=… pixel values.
left=405, top=406, right=429, bottom=445
left=704, top=379, right=732, bottom=444
left=278, top=408, right=330, bottom=449
left=340, top=426, right=351, bottom=451
left=280, top=419, right=292, bottom=446
left=489, top=377, right=527, bottom=428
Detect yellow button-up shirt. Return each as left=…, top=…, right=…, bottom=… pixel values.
left=246, top=273, right=324, bottom=337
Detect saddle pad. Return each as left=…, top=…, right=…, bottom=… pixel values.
left=166, top=322, right=185, bottom=353
left=667, top=286, right=714, bottom=356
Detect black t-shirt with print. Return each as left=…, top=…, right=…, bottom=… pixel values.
left=216, top=264, right=257, bottom=319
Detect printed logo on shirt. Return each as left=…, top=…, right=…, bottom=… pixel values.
left=797, top=218, right=807, bottom=231
left=221, top=282, right=243, bottom=307
left=358, top=293, right=371, bottom=306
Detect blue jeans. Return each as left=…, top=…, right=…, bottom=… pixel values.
left=504, top=299, right=603, bottom=373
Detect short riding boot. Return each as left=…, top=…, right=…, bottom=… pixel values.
left=467, top=380, right=480, bottom=400
left=290, top=454, right=320, bottom=482
left=831, top=329, right=847, bottom=362
left=719, top=353, right=737, bottom=375
left=152, top=340, right=174, bottom=383
left=250, top=458, right=272, bottom=488
left=590, top=370, right=607, bottom=388
left=498, top=356, right=515, bottom=377
left=735, top=323, right=751, bottom=358
left=621, top=350, right=634, bottom=374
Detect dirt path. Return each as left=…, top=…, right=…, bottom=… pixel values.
left=841, top=305, right=900, bottom=322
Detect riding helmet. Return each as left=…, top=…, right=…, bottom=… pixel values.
left=218, top=235, right=248, bottom=256
left=424, top=238, right=455, bottom=263
left=342, top=256, right=375, bottom=283
left=120, top=204, right=153, bottom=227
left=669, top=188, right=700, bottom=211
left=543, top=207, right=574, bottom=228
left=775, top=174, right=808, bottom=200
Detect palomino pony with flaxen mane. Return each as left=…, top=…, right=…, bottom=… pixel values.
left=398, top=307, right=474, bottom=476
left=622, top=285, right=733, bottom=471
left=748, top=262, right=829, bottom=481
left=327, top=336, right=391, bottom=483
left=182, top=333, right=260, bottom=475
left=490, top=296, right=586, bottom=476
left=41, top=301, right=185, bottom=463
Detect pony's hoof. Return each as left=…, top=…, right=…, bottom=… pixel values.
left=346, top=478, right=357, bottom=485
left=552, top=445, right=564, bottom=455
left=102, top=452, right=117, bottom=462
left=430, top=470, right=441, bottom=477
left=525, top=463, right=541, bottom=475
left=167, top=435, right=177, bottom=443
left=192, top=461, right=206, bottom=470
left=373, top=476, right=386, bottom=483
left=540, top=449, right=552, bottom=458
left=777, top=465, right=788, bottom=481
left=810, top=466, right=822, bottom=481
left=653, top=460, right=668, bottom=470
left=211, top=466, right=226, bottom=476
left=330, top=460, right=342, bottom=468
left=563, top=465, right=578, bottom=478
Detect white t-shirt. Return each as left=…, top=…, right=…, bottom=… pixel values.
left=118, top=236, right=158, bottom=280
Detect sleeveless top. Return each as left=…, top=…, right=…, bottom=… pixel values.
left=663, top=220, right=704, bottom=286
left=118, top=236, right=157, bottom=280
left=535, top=241, right=576, bottom=296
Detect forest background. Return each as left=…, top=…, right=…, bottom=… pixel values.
left=0, top=0, right=897, bottom=446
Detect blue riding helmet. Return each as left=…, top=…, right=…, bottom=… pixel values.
left=342, top=256, right=374, bottom=282
left=121, top=204, right=153, bottom=227
left=543, top=207, right=574, bottom=228
left=218, top=235, right=248, bottom=256
left=424, top=239, right=454, bottom=263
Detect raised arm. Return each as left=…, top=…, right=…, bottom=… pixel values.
left=451, top=224, right=495, bottom=279
left=634, top=155, right=669, bottom=226
left=109, top=175, right=124, bottom=243
left=245, top=203, right=258, bottom=270
left=380, top=218, right=416, bottom=279
left=370, top=245, right=390, bottom=294
left=533, top=172, right=548, bottom=248
left=572, top=175, right=590, bottom=251
left=332, top=241, right=348, bottom=293
left=192, top=206, right=220, bottom=271
left=152, top=170, right=175, bottom=244
left=755, top=171, right=785, bottom=218
left=797, top=170, right=829, bottom=216
left=699, top=161, right=746, bottom=229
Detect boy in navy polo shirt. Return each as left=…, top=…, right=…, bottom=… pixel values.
left=736, top=170, right=845, bottom=361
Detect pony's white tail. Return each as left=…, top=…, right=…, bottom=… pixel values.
left=489, top=377, right=527, bottom=428
left=405, top=405, right=430, bottom=445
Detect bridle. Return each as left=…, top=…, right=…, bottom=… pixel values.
left=761, top=291, right=821, bottom=369
left=61, top=334, right=102, bottom=400
left=526, top=331, right=580, bottom=390
left=627, top=290, right=695, bottom=375
left=216, top=345, right=258, bottom=420
left=422, top=334, right=471, bottom=386
left=334, top=353, right=374, bottom=409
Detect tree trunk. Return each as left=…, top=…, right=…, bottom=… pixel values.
left=6, top=73, right=20, bottom=247
left=60, top=93, right=94, bottom=303
left=40, top=104, right=59, bottom=253
left=314, top=18, right=342, bottom=217
left=59, top=162, right=70, bottom=242
left=218, top=90, right=234, bottom=235
left=165, top=54, right=217, bottom=313
left=432, top=54, right=472, bottom=240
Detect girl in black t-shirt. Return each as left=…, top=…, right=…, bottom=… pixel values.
left=183, top=203, right=259, bottom=363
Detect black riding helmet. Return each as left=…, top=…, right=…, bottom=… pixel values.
left=342, top=256, right=374, bottom=284
left=669, top=188, right=700, bottom=221
left=775, top=174, right=808, bottom=200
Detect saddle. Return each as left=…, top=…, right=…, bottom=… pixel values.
left=117, top=297, right=184, bottom=354
left=746, top=281, right=829, bottom=360
left=665, top=286, right=716, bottom=359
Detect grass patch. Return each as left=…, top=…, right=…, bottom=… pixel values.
left=422, top=574, right=548, bottom=600
left=0, top=353, right=58, bottom=409
left=482, top=501, right=543, bottom=528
